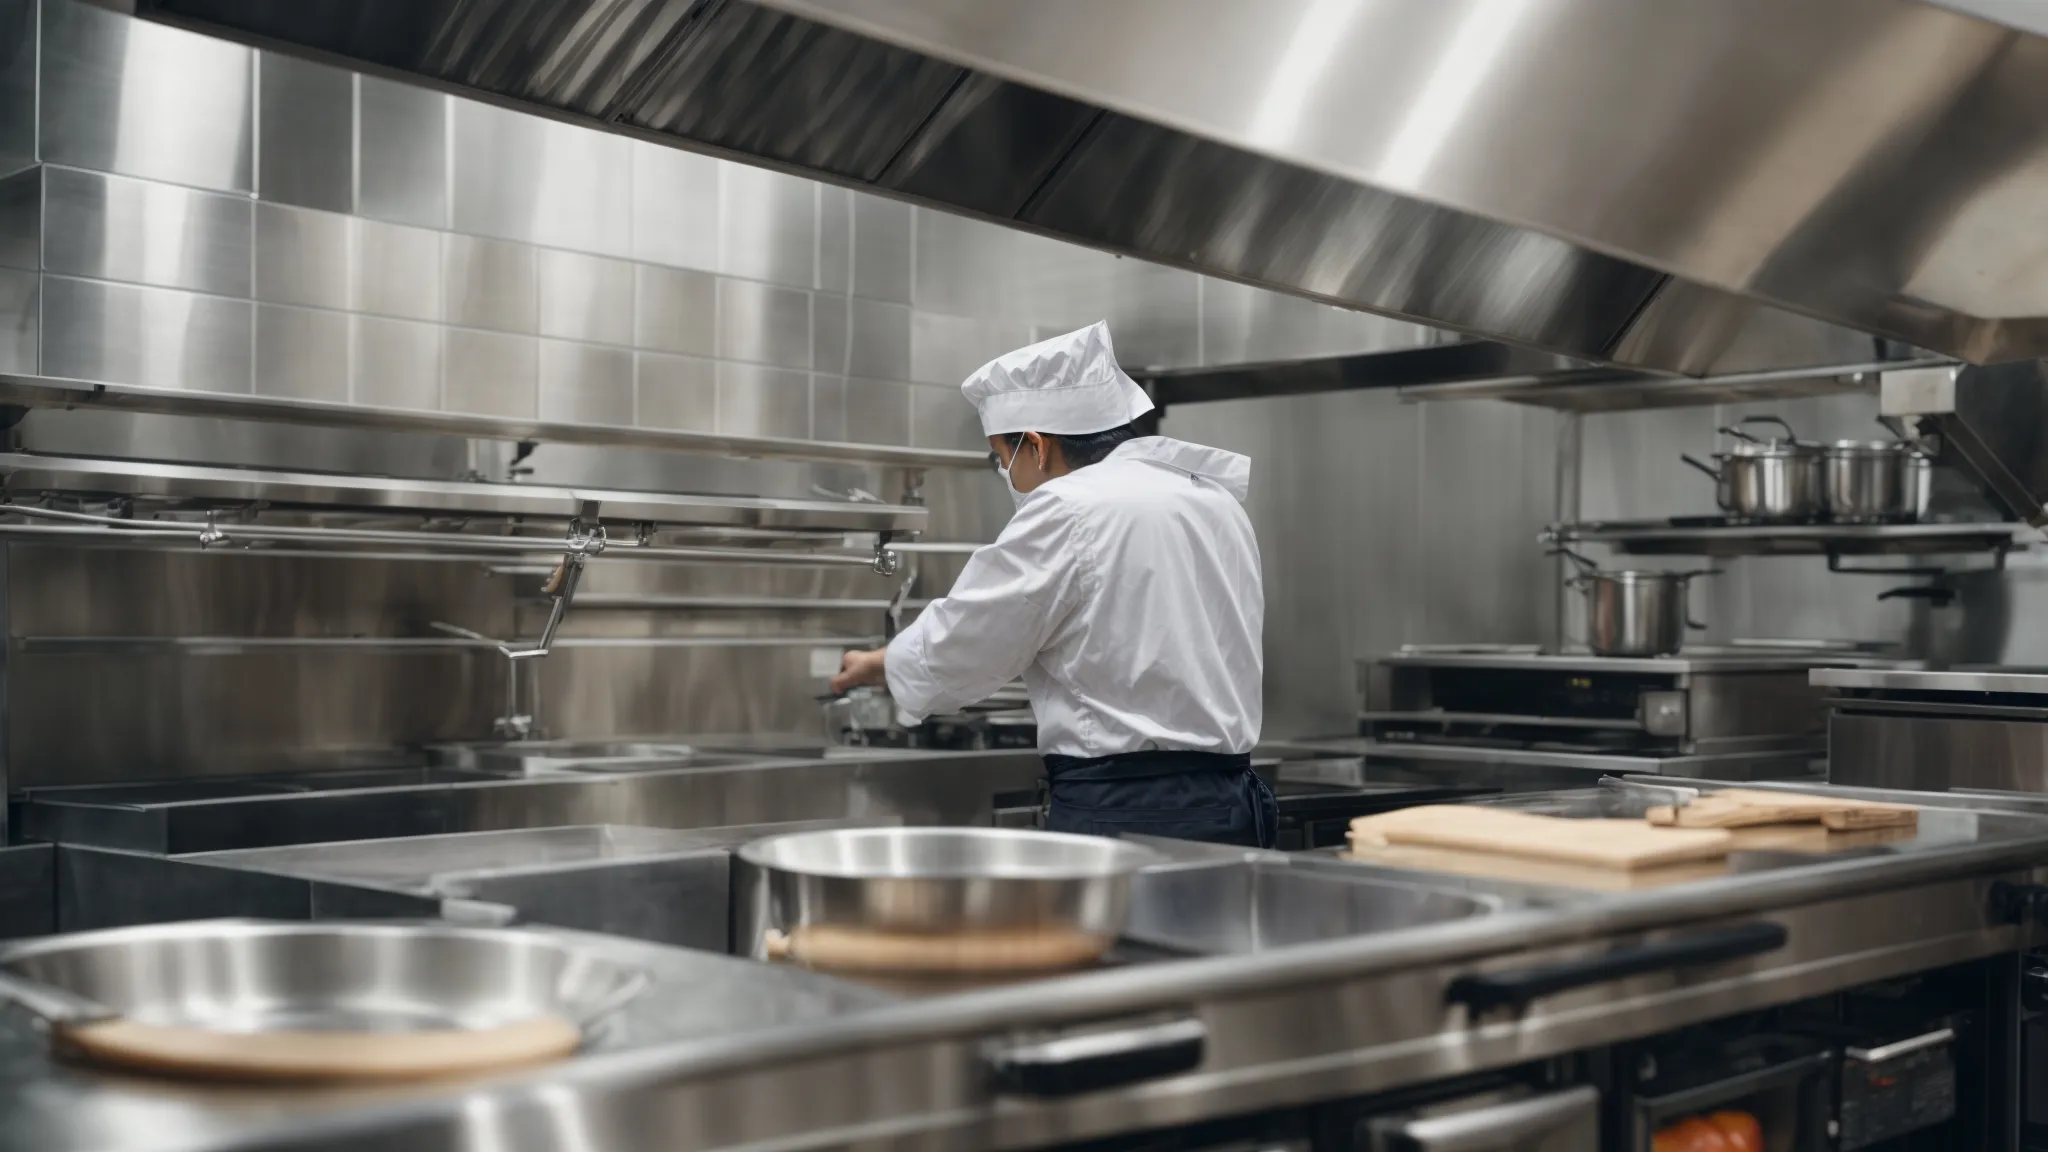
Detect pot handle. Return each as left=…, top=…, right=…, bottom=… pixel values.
left=1682, top=569, right=1720, bottom=630
left=1735, top=414, right=1801, bottom=442
left=1878, top=585, right=1956, bottom=608
left=1546, top=546, right=1599, bottom=574
left=1679, top=453, right=1721, bottom=480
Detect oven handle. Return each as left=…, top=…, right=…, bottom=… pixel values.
left=1847, top=1026, right=1954, bottom=1064
left=1445, top=922, right=1788, bottom=1014
left=986, top=1016, right=1205, bottom=1097
left=1380, top=1086, right=1600, bottom=1152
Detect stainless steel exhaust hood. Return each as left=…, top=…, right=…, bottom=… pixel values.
left=1884, top=361, right=2048, bottom=527
left=130, top=0, right=2048, bottom=372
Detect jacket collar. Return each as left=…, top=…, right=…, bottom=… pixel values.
left=1107, top=436, right=1251, bottom=502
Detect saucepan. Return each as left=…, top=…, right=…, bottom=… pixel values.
left=1556, top=549, right=1719, bottom=658
left=1822, top=429, right=1930, bottom=523
left=1680, top=415, right=1826, bottom=522
left=741, top=827, right=1157, bottom=974
left=0, top=920, right=648, bottom=1081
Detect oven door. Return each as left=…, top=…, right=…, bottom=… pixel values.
left=1363, top=1085, right=1599, bottom=1152
left=1621, top=1032, right=1834, bottom=1152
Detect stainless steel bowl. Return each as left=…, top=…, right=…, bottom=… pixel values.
left=738, top=827, right=1155, bottom=940
left=0, top=920, right=644, bottom=1034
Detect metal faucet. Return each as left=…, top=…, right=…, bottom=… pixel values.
left=871, top=530, right=900, bottom=576
left=428, top=502, right=608, bottom=738
left=427, top=621, right=535, bottom=740
left=509, top=511, right=606, bottom=660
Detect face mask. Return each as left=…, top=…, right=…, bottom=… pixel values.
left=996, top=462, right=1026, bottom=509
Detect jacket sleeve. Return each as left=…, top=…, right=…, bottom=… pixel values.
left=884, top=494, right=1080, bottom=724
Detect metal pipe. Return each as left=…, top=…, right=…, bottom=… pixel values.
left=566, top=595, right=930, bottom=612
left=0, top=508, right=879, bottom=566
left=15, top=635, right=884, bottom=653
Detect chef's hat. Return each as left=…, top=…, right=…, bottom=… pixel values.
left=960, top=321, right=1156, bottom=437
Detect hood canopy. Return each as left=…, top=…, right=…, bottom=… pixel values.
left=132, top=0, right=2048, bottom=373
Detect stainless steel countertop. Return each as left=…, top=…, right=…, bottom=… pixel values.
left=6, top=780, right=2048, bottom=1152
left=1811, top=665, right=2048, bottom=695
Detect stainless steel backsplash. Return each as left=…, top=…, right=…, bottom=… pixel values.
left=0, top=0, right=1547, bottom=787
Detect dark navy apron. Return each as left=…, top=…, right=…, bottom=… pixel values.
left=1040, top=749, right=1277, bottom=848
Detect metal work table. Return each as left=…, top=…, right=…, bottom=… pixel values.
left=0, top=781, right=2042, bottom=1152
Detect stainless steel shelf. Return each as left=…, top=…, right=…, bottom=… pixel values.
left=1548, top=519, right=2028, bottom=557
left=567, top=595, right=931, bottom=612
left=0, top=453, right=926, bottom=532
left=16, top=635, right=882, bottom=654
left=0, top=373, right=988, bottom=470
left=1398, top=356, right=1949, bottom=412
left=1811, top=666, right=2048, bottom=696
left=1339, top=737, right=1821, bottom=779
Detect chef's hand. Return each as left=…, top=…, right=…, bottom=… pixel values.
left=830, top=648, right=887, bottom=694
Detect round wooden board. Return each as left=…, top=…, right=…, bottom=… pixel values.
left=765, top=924, right=1111, bottom=974
left=57, top=1015, right=583, bottom=1083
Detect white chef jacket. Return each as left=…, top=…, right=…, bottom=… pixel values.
left=885, top=436, right=1263, bottom=757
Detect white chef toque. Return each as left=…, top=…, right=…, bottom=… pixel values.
left=960, top=321, right=1156, bottom=437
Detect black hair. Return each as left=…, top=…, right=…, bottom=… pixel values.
left=1000, top=423, right=1140, bottom=469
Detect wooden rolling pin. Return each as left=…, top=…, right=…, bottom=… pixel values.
left=1348, top=805, right=1734, bottom=871
left=1646, top=788, right=1917, bottom=831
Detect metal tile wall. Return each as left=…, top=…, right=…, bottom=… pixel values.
left=0, top=0, right=1439, bottom=455
left=0, top=0, right=1504, bottom=770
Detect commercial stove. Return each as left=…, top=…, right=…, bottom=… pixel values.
left=1353, top=645, right=1891, bottom=780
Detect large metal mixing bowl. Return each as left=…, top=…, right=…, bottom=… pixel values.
left=739, top=827, right=1155, bottom=940
left=0, top=920, right=644, bottom=1034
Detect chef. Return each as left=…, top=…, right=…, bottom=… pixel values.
left=831, top=321, right=1273, bottom=847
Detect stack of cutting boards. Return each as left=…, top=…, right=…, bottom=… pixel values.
left=1346, top=790, right=1918, bottom=892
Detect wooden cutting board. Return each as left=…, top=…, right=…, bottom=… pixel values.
left=1344, top=818, right=1919, bottom=893
left=1342, top=840, right=1731, bottom=891
left=1646, top=788, right=1918, bottom=831
left=763, top=924, right=1112, bottom=974
left=1348, top=805, right=1734, bottom=870
left=57, top=1015, right=583, bottom=1082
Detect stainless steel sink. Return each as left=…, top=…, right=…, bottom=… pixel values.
left=1123, top=859, right=1504, bottom=955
